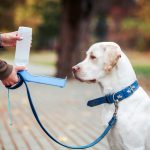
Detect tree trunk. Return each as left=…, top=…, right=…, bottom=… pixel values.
left=56, top=0, right=97, bottom=78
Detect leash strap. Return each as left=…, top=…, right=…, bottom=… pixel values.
left=7, top=71, right=117, bottom=149
left=87, top=81, right=139, bottom=107
left=16, top=70, right=67, bottom=87
left=7, top=89, right=13, bottom=126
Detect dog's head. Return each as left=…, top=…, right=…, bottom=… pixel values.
left=72, top=42, right=121, bottom=83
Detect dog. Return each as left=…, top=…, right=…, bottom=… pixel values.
left=72, top=42, right=150, bottom=150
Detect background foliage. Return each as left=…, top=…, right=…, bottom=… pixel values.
left=1, top=0, right=150, bottom=50
left=0, top=0, right=150, bottom=78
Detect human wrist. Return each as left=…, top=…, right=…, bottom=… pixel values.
left=0, top=60, right=13, bottom=80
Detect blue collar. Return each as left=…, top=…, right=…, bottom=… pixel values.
left=87, top=80, right=139, bottom=107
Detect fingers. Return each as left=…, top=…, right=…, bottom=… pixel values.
left=15, top=66, right=26, bottom=72
left=14, top=31, right=23, bottom=40
left=1, top=31, right=24, bottom=47
left=2, top=81, right=16, bottom=87
left=13, top=31, right=18, bottom=35
left=8, top=31, right=23, bottom=41
left=15, top=35, right=23, bottom=41
left=13, top=75, right=19, bottom=83
left=1, top=65, right=24, bottom=87
left=2, top=76, right=18, bottom=86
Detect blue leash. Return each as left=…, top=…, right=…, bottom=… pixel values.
left=6, top=70, right=117, bottom=149
left=7, top=89, right=13, bottom=126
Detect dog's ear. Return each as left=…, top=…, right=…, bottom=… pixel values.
left=104, top=44, right=121, bottom=73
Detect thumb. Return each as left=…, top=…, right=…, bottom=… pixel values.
left=14, top=32, right=23, bottom=40
left=15, top=35, right=24, bottom=41
left=15, top=66, right=26, bottom=72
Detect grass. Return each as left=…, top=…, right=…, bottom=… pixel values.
left=0, top=49, right=150, bottom=77
left=125, top=50, right=150, bottom=77
left=133, top=65, right=150, bottom=77
left=0, top=48, right=150, bottom=94
left=28, top=51, right=57, bottom=66
left=1, top=49, right=150, bottom=91
left=123, top=50, right=150, bottom=91
left=0, top=49, right=57, bottom=67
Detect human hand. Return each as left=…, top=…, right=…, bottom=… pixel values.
left=1, top=31, right=23, bottom=47
left=1, top=66, right=26, bottom=86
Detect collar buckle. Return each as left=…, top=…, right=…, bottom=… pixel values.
left=129, top=85, right=135, bottom=93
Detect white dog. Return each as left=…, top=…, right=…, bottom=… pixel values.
left=72, top=42, right=150, bottom=150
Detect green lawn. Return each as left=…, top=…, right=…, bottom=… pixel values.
left=125, top=50, right=150, bottom=77
left=1, top=49, right=149, bottom=92
left=0, top=50, right=57, bottom=67
left=134, top=65, right=150, bottom=77
left=0, top=49, right=150, bottom=77
left=125, top=51, right=150, bottom=91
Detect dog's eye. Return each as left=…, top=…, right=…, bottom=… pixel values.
left=90, top=55, right=96, bottom=60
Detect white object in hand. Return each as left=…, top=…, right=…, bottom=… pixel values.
left=14, top=26, right=32, bottom=66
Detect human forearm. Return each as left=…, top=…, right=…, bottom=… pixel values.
left=0, top=34, right=3, bottom=48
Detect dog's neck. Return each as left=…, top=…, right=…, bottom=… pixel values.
left=98, top=53, right=137, bottom=95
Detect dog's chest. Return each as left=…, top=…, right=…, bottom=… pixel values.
left=108, top=117, right=145, bottom=150
left=107, top=97, right=150, bottom=150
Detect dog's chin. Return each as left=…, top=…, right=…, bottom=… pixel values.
left=86, top=79, right=97, bottom=83
left=73, top=74, right=96, bottom=83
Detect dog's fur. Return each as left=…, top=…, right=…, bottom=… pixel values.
left=72, top=42, right=150, bottom=150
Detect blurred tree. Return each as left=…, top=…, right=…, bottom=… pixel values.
left=56, top=0, right=98, bottom=78
left=15, top=0, right=41, bottom=28
left=95, top=0, right=136, bottom=42
left=33, top=0, right=61, bottom=49
left=136, top=0, right=150, bottom=49
left=0, top=0, right=25, bottom=30
left=121, top=0, right=150, bottom=50
left=95, top=15, right=108, bottom=41
left=56, top=0, right=136, bottom=78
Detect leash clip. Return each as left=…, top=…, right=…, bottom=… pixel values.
left=113, top=94, right=119, bottom=117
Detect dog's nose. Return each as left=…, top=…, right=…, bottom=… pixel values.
left=72, top=66, right=80, bottom=72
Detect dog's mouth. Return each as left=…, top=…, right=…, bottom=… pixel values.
left=72, top=72, right=96, bottom=83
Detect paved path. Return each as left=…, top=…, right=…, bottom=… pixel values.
left=0, top=67, right=110, bottom=150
